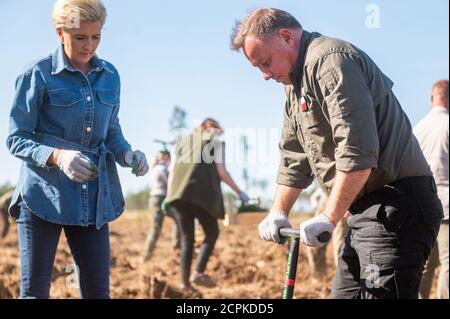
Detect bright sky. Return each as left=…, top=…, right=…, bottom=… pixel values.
left=0, top=0, right=448, bottom=200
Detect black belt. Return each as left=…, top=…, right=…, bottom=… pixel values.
left=349, top=176, right=437, bottom=215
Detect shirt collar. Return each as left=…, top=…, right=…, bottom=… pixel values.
left=288, top=30, right=314, bottom=89
left=431, top=105, right=449, bottom=113
left=51, top=44, right=113, bottom=75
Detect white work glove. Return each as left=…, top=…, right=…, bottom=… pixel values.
left=238, top=191, right=250, bottom=204
left=125, top=150, right=149, bottom=177
left=56, top=150, right=97, bottom=183
left=258, top=210, right=292, bottom=244
left=299, top=213, right=336, bottom=248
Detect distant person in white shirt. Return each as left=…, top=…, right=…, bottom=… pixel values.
left=415, top=80, right=449, bottom=299
left=141, top=151, right=180, bottom=263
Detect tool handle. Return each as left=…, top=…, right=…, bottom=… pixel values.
left=280, top=228, right=330, bottom=299
left=279, top=228, right=331, bottom=243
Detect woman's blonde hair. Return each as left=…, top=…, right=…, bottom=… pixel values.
left=52, top=0, right=107, bottom=29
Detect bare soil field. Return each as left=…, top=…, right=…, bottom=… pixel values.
left=0, top=211, right=438, bottom=299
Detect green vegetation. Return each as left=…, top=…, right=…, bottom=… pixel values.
left=125, top=187, right=150, bottom=210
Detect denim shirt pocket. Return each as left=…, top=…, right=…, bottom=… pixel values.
left=48, top=89, right=83, bottom=108
left=96, top=90, right=120, bottom=108
left=46, top=89, right=84, bottom=139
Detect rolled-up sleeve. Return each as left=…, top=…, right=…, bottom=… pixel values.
left=277, top=99, right=314, bottom=189
left=315, top=53, right=379, bottom=172
left=7, top=70, right=56, bottom=169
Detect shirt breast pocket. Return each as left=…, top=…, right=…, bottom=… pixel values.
left=302, top=101, right=334, bottom=163
left=48, top=89, right=83, bottom=108
left=96, top=90, right=120, bottom=108
left=45, top=89, right=84, bottom=138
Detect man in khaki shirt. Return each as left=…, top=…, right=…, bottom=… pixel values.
left=231, top=8, right=443, bottom=298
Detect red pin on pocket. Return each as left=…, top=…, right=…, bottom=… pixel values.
left=299, top=96, right=308, bottom=112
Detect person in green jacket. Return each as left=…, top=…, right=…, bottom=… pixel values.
left=166, top=118, right=249, bottom=290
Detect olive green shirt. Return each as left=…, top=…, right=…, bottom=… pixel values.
left=167, top=131, right=226, bottom=219
left=277, top=30, right=431, bottom=198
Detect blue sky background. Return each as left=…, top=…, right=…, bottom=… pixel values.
left=0, top=0, right=448, bottom=201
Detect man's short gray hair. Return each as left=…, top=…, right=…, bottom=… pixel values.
left=230, top=8, right=302, bottom=52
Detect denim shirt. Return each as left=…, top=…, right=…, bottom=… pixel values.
left=7, top=45, right=132, bottom=229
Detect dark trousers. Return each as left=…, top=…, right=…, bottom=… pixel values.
left=330, top=176, right=443, bottom=299
left=170, top=200, right=219, bottom=286
left=16, top=202, right=110, bottom=299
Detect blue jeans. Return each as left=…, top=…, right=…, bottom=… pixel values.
left=16, top=202, right=110, bottom=299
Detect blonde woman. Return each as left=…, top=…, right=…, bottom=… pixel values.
left=7, top=0, right=149, bottom=299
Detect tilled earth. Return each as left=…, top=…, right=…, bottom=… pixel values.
left=0, top=211, right=438, bottom=299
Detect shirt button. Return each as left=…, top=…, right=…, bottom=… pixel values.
left=87, top=96, right=92, bottom=102
left=86, top=127, right=92, bottom=133
left=82, top=184, right=87, bottom=190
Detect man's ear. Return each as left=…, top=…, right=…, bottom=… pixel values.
left=278, top=29, right=294, bottom=46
